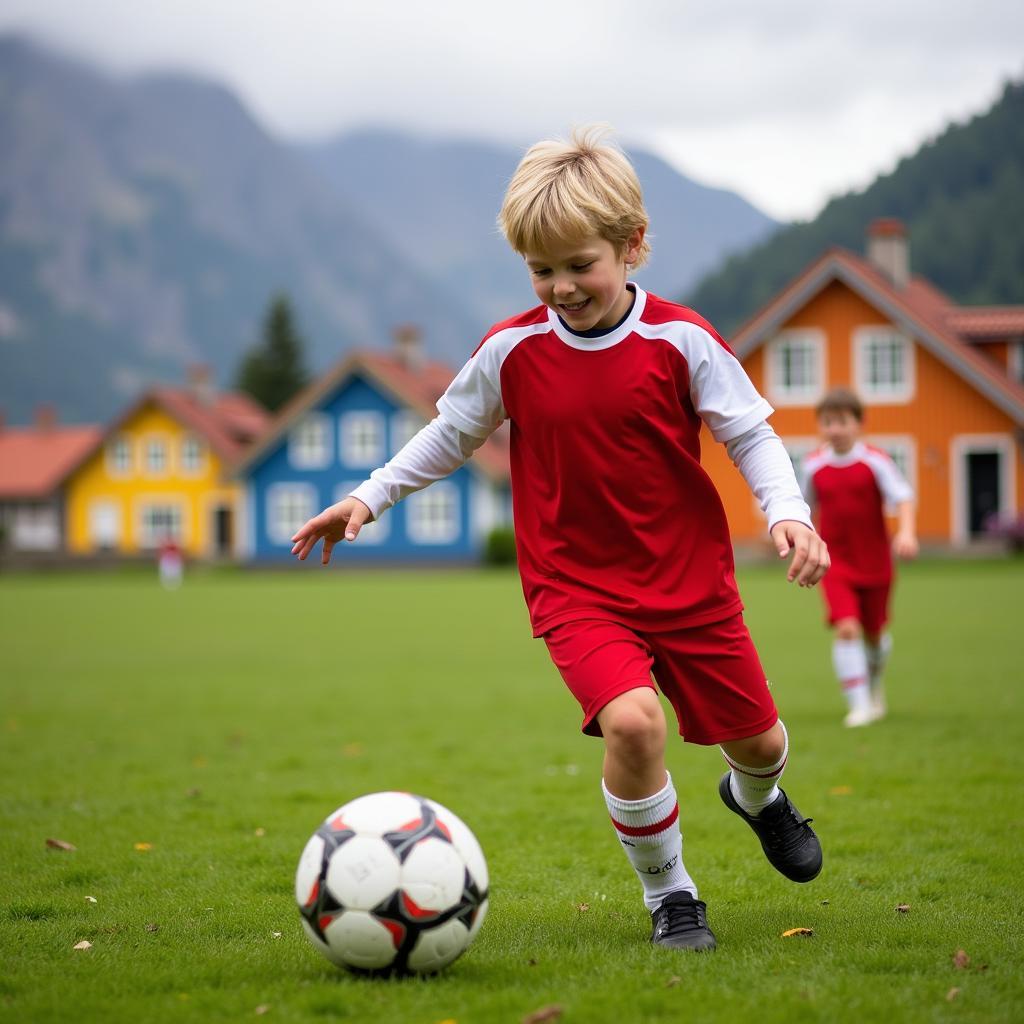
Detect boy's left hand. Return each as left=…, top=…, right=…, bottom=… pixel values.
left=771, top=521, right=830, bottom=587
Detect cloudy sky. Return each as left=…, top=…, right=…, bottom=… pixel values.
left=1, top=0, right=1021, bottom=221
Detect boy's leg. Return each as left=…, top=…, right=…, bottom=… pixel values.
left=822, top=573, right=875, bottom=725
left=862, top=584, right=893, bottom=717
left=719, top=722, right=822, bottom=882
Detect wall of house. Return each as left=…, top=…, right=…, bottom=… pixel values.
left=65, top=405, right=241, bottom=557
left=244, top=375, right=493, bottom=562
left=704, top=281, right=1024, bottom=546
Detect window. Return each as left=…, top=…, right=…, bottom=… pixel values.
left=289, top=413, right=332, bottom=469
left=139, top=503, right=182, bottom=548
left=89, top=501, right=122, bottom=549
left=766, top=329, right=826, bottom=405
left=853, top=327, right=914, bottom=402
left=107, top=436, right=133, bottom=476
left=181, top=435, right=204, bottom=474
left=335, top=483, right=388, bottom=544
left=340, top=411, right=385, bottom=467
left=267, top=484, right=316, bottom=545
left=391, top=410, right=426, bottom=456
left=145, top=437, right=168, bottom=475
left=406, top=482, right=460, bottom=544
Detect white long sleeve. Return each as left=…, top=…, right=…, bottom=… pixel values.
left=725, top=421, right=814, bottom=532
left=347, top=415, right=488, bottom=520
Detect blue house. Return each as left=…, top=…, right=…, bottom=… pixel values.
left=232, top=332, right=512, bottom=563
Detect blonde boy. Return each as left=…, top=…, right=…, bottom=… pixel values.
left=292, top=128, right=829, bottom=952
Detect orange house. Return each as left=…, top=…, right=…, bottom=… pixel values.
left=702, top=221, right=1024, bottom=550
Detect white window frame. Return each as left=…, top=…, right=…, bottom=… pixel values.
left=390, top=410, right=426, bottom=456
left=180, top=435, right=205, bottom=475
left=340, top=411, right=385, bottom=468
left=866, top=435, right=917, bottom=512
left=142, top=435, right=170, bottom=478
left=406, top=482, right=460, bottom=545
left=765, top=329, right=826, bottom=406
left=335, top=483, right=389, bottom=545
left=288, top=413, right=332, bottom=470
left=137, top=501, right=184, bottom=549
left=853, top=325, right=915, bottom=403
left=88, top=500, right=122, bottom=549
left=267, top=483, right=317, bottom=546
left=106, top=435, right=134, bottom=477
left=949, top=434, right=1016, bottom=545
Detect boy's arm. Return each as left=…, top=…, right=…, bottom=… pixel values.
left=291, top=415, right=487, bottom=564
left=864, top=449, right=917, bottom=559
left=725, top=422, right=830, bottom=587
left=892, top=499, right=919, bottom=559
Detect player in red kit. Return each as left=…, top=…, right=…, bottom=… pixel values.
left=802, top=388, right=918, bottom=727
left=291, top=128, right=829, bottom=952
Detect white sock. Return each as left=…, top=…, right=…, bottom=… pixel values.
left=833, top=638, right=871, bottom=712
left=602, top=772, right=696, bottom=912
left=722, top=720, right=788, bottom=816
left=865, top=632, right=892, bottom=691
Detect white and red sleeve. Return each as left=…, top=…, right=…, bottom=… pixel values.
left=863, top=447, right=915, bottom=506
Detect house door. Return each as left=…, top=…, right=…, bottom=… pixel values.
left=89, top=500, right=122, bottom=551
left=213, top=506, right=233, bottom=556
left=966, top=451, right=1000, bottom=537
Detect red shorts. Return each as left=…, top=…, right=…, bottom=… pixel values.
left=821, top=573, right=891, bottom=634
left=542, top=613, right=778, bottom=746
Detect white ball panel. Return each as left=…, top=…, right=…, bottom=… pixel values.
left=406, top=918, right=470, bottom=973
left=325, top=835, right=401, bottom=910
left=294, top=833, right=325, bottom=908
left=330, top=791, right=423, bottom=835
left=300, top=917, right=348, bottom=968
left=401, top=837, right=466, bottom=914
left=323, top=910, right=399, bottom=971
left=427, top=800, right=489, bottom=891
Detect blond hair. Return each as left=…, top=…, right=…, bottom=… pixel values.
left=498, top=126, right=651, bottom=269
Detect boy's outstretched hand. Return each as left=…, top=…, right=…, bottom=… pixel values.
left=770, top=520, right=830, bottom=587
left=291, top=497, right=372, bottom=565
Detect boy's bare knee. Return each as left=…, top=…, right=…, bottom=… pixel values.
left=599, top=690, right=665, bottom=760
left=835, top=618, right=862, bottom=641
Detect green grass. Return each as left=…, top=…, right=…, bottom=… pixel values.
left=1, top=559, right=1022, bottom=1023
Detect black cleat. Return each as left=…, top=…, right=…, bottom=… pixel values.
left=650, top=890, right=717, bottom=951
left=719, top=772, right=822, bottom=883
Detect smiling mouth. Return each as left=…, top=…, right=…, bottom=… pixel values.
left=559, top=299, right=590, bottom=313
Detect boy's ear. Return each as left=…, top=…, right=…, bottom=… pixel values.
left=624, top=227, right=645, bottom=265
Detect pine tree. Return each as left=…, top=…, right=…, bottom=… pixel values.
left=236, top=294, right=309, bottom=411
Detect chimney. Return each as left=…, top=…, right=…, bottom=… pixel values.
left=187, top=364, right=214, bottom=405
left=393, top=324, right=425, bottom=372
left=867, top=218, right=909, bottom=289
left=34, top=404, right=57, bottom=432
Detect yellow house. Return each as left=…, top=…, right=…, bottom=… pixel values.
left=63, top=373, right=267, bottom=558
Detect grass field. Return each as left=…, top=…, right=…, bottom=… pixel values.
left=2, top=559, right=1023, bottom=1023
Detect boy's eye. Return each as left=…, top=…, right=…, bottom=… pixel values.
left=530, top=268, right=551, bottom=277
left=572, top=262, right=594, bottom=272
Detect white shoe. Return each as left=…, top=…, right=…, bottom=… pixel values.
left=844, top=705, right=882, bottom=728
left=870, top=688, right=887, bottom=719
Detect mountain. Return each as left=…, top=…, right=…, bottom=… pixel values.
left=686, top=77, right=1024, bottom=337
left=0, top=36, right=480, bottom=425
left=298, top=131, right=779, bottom=326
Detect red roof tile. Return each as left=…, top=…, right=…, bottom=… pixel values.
left=149, top=388, right=269, bottom=461
left=943, top=307, right=1024, bottom=338
left=0, top=425, right=102, bottom=498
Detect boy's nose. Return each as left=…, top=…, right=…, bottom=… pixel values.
left=553, top=277, right=576, bottom=298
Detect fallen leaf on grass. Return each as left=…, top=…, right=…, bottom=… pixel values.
left=186, top=787, right=202, bottom=799
left=134, top=842, right=153, bottom=852
left=526, top=958, right=538, bottom=967
left=522, top=1007, right=563, bottom=1024
left=255, top=1006, right=269, bottom=1016
left=665, top=976, right=681, bottom=988
left=46, top=838, right=76, bottom=851
left=829, top=786, right=853, bottom=796
left=895, top=904, right=911, bottom=913
left=271, top=931, right=282, bottom=939
left=85, top=896, right=97, bottom=904
left=953, top=949, right=970, bottom=970
left=946, top=988, right=961, bottom=1002
left=576, top=903, right=589, bottom=912
left=820, top=899, right=830, bottom=905
left=782, top=928, right=814, bottom=938
left=254, top=827, right=266, bottom=837
left=145, top=923, right=159, bottom=933
left=73, top=941, right=92, bottom=951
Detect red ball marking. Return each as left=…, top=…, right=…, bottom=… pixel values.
left=328, top=815, right=350, bottom=832
left=401, top=891, right=439, bottom=920
left=304, top=877, right=320, bottom=909
left=398, top=818, right=423, bottom=832
left=435, top=819, right=452, bottom=841
left=318, top=913, right=334, bottom=931
left=380, top=918, right=406, bottom=949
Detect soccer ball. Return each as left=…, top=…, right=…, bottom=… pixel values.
left=295, top=791, right=489, bottom=975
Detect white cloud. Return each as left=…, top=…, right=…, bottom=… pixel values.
left=1, top=0, right=1020, bottom=219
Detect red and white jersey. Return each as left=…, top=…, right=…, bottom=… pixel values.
left=437, top=285, right=774, bottom=636
left=801, top=442, right=913, bottom=585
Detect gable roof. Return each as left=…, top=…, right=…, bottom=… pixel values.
left=0, top=424, right=103, bottom=499
left=731, top=246, right=1024, bottom=426
left=231, top=350, right=510, bottom=483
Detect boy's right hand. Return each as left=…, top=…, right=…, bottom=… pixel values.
left=290, top=497, right=372, bottom=565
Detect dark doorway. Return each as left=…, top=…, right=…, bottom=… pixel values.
left=966, top=451, right=1000, bottom=537
left=214, top=506, right=233, bottom=556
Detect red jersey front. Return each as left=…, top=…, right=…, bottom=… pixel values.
left=437, top=286, right=774, bottom=636
left=801, top=443, right=913, bottom=585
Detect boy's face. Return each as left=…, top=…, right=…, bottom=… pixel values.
left=817, top=409, right=861, bottom=453
left=524, top=229, right=643, bottom=332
